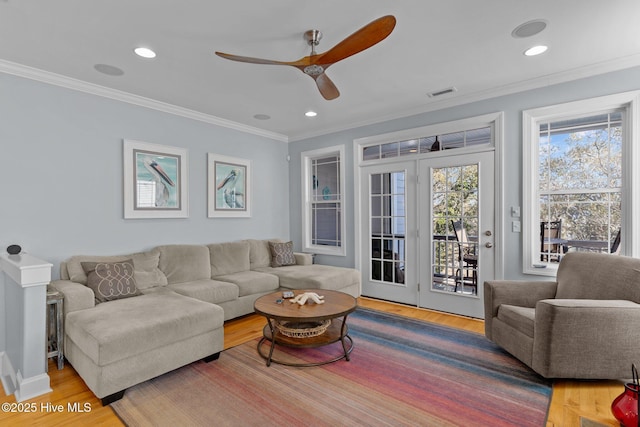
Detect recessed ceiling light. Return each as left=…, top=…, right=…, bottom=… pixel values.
left=524, top=45, right=548, bottom=56
left=94, top=63, right=124, bottom=76
left=305, top=111, right=318, bottom=117
left=253, top=114, right=271, bottom=120
left=134, top=47, right=156, bottom=59
left=512, top=19, right=548, bottom=38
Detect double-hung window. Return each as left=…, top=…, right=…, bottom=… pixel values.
left=301, top=145, right=346, bottom=256
left=522, top=92, right=640, bottom=275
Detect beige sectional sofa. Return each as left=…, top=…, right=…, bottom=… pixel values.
left=50, top=239, right=360, bottom=404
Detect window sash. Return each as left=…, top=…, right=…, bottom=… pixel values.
left=522, top=92, right=640, bottom=275
left=302, top=145, right=346, bottom=256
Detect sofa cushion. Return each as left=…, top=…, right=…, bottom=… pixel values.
left=496, top=304, right=535, bottom=338
left=66, top=249, right=168, bottom=289
left=256, top=265, right=359, bottom=291
left=65, top=292, right=223, bottom=366
left=213, top=271, right=279, bottom=297
left=269, top=241, right=296, bottom=267
left=556, top=252, right=640, bottom=303
left=208, top=241, right=250, bottom=276
left=81, top=260, right=141, bottom=303
left=157, top=245, right=211, bottom=284
left=167, top=279, right=239, bottom=304
left=246, top=239, right=282, bottom=269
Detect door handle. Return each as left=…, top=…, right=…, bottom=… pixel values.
left=485, top=242, right=493, bottom=248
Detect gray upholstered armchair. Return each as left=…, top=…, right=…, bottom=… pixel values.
left=484, top=252, right=640, bottom=379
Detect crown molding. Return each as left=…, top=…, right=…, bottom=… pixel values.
left=0, top=59, right=289, bottom=143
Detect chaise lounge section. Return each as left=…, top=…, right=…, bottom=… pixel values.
left=50, top=239, right=360, bottom=404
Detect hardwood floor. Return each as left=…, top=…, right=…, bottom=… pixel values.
left=1, top=297, right=623, bottom=426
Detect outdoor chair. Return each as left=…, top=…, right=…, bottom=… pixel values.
left=451, top=220, right=477, bottom=293
left=540, top=220, right=564, bottom=262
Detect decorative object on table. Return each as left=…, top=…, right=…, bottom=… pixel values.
left=123, top=139, right=188, bottom=219
left=207, top=153, right=251, bottom=218
left=6, top=244, right=21, bottom=255
left=290, top=292, right=324, bottom=305
left=611, top=364, right=639, bottom=427
left=282, top=290, right=295, bottom=299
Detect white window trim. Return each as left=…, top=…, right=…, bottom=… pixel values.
left=301, top=145, right=346, bottom=256
left=353, top=112, right=505, bottom=280
left=522, top=91, right=640, bottom=276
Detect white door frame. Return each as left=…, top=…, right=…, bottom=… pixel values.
left=353, top=113, right=505, bottom=314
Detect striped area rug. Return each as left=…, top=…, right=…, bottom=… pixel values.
left=111, top=308, right=551, bottom=426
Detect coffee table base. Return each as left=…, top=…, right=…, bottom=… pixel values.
left=257, top=318, right=354, bottom=367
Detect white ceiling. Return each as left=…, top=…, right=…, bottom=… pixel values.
left=2, top=1, right=640, bottom=142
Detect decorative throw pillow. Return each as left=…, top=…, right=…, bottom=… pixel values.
left=81, top=260, right=141, bottom=303
left=268, top=241, right=296, bottom=267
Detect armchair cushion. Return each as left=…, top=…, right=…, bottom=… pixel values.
left=496, top=305, right=535, bottom=338
left=556, top=252, right=640, bottom=302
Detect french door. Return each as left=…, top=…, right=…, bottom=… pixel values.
left=418, top=152, right=494, bottom=318
left=360, top=161, right=418, bottom=305
left=360, top=152, right=494, bottom=318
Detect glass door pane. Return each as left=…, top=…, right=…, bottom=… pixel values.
left=370, top=172, right=406, bottom=285
left=431, top=164, right=479, bottom=295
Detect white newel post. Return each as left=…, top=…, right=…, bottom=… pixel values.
left=0, top=253, right=53, bottom=401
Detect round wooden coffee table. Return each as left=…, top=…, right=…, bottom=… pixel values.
left=254, top=289, right=357, bottom=367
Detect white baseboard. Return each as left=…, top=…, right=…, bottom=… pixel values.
left=0, top=352, right=51, bottom=401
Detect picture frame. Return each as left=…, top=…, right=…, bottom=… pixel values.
left=123, top=139, right=188, bottom=219
left=208, top=153, right=251, bottom=218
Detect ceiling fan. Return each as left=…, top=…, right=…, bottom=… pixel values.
left=215, top=15, right=396, bottom=100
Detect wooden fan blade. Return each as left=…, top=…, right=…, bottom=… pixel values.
left=313, top=73, right=340, bottom=100
left=316, top=15, right=396, bottom=65
left=215, top=51, right=293, bottom=66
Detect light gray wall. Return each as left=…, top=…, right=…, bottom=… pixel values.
left=0, top=73, right=290, bottom=352
left=288, top=66, right=640, bottom=279
left=0, top=277, right=4, bottom=354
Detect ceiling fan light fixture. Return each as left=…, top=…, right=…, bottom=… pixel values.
left=524, top=45, right=548, bottom=56
left=303, top=65, right=324, bottom=76
left=305, top=111, right=318, bottom=117
left=134, top=47, right=157, bottom=59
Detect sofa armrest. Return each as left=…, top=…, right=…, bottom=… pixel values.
left=294, top=252, right=313, bottom=266
left=50, top=279, right=95, bottom=316
left=483, top=280, right=557, bottom=339
left=533, top=299, right=640, bottom=378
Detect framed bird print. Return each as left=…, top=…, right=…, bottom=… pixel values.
left=208, top=153, right=251, bottom=218
left=123, top=139, right=189, bottom=219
